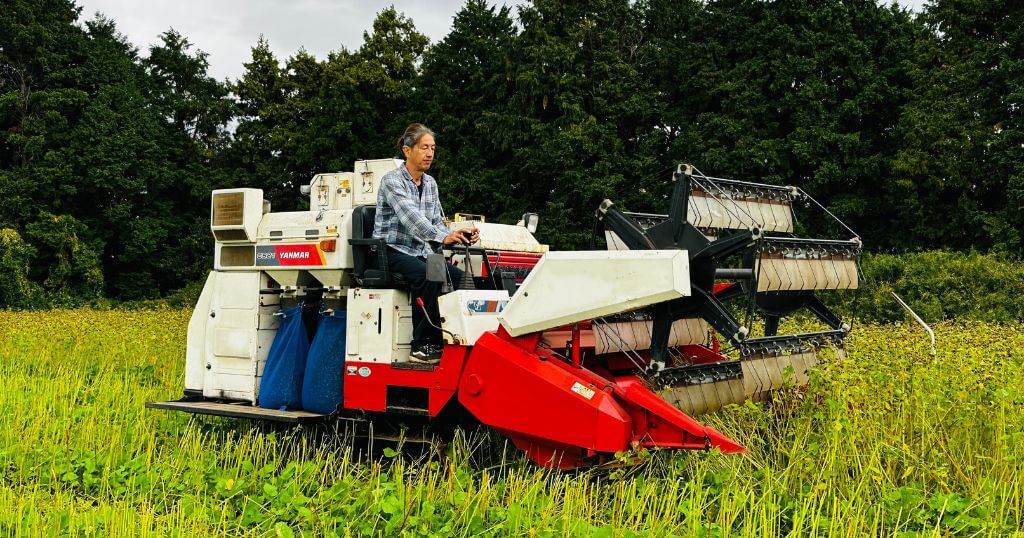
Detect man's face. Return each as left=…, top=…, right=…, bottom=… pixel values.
left=403, top=134, right=435, bottom=174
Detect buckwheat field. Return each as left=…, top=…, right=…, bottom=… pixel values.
left=1, top=310, right=1022, bottom=536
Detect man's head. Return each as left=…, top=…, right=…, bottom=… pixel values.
left=399, top=123, right=435, bottom=177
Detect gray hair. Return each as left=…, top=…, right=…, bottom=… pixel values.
left=398, top=123, right=435, bottom=150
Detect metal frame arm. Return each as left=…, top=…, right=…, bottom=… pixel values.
left=693, top=230, right=756, bottom=261
left=668, top=164, right=693, bottom=244
left=804, top=295, right=846, bottom=330
left=690, top=288, right=748, bottom=346
left=597, top=200, right=656, bottom=250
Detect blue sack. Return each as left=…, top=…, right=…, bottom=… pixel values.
left=258, top=305, right=309, bottom=410
left=301, top=311, right=348, bottom=414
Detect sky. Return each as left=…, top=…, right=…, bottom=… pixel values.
left=75, top=0, right=928, bottom=82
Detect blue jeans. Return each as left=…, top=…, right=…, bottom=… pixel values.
left=386, top=248, right=465, bottom=347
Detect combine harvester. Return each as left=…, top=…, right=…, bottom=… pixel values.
left=148, top=160, right=861, bottom=468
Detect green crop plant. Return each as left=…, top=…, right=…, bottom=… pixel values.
left=0, top=310, right=1021, bottom=536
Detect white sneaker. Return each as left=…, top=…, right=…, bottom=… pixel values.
left=409, top=343, right=442, bottom=363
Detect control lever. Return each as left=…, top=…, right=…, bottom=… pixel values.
left=459, top=244, right=477, bottom=290
left=415, top=297, right=457, bottom=340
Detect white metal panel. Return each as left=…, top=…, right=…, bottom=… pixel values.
left=255, top=209, right=354, bottom=270
left=214, top=305, right=256, bottom=327
left=255, top=290, right=281, bottom=394
left=212, top=327, right=254, bottom=358
left=185, top=272, right=217, bottom=391
left=353, top=158, right=404, bottom=206
left=257, top=313, right=281, bottom=330
left=392, top=304, right=413, bottom=361
left=498, top=250, right=691, bottom=336
left=308, top=172, right=356, bottom=210
left=446, top=221, right=548, bottom=253
left=211, top=188, right=263, bottom=241
left=346, top=288, right=412, bottom=363
left=210, top=355, right=254, bottom=376
left=438, top=290, right=510, bottom=345
left=256, top=330, right=277, bottom=375
left=203, top=271, right=261, bottom=401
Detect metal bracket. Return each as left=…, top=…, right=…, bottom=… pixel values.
left=891, top=291, right=937, bottom=359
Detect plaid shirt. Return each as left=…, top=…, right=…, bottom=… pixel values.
left=372, top=165, right=450, bottom=257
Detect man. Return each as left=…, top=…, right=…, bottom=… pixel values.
left=373, top=123, right=479, bottom=362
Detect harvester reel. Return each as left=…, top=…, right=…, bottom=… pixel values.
left=597, top=163, right=861, bottom=414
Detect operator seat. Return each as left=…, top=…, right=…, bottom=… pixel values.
left=348, top=205, right=405, bottom=288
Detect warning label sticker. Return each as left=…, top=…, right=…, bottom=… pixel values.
left=570, top=382, right=595, bottom=400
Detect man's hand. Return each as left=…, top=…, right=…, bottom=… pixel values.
left=442, top=227, right=479, bottom=246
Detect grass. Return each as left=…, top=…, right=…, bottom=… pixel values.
left=0, top=309, right=1022, bottom=536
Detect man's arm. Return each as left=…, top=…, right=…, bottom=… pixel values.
left=380, top=174, right=450, bottom=244
left=429, top=181, right=479, bottom=245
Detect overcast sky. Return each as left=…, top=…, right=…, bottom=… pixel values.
left=75, top=0, right=928, bottom=82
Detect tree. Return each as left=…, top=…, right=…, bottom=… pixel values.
left=419, top=0, right=519, bottom=221
left=347, top=6, right=430, bottom=159
left=0, top=228, right=41, bottom=307
left=231, top=36, right=288, bottom=197
left=2, top=5, right=234, bottom=301
left=226, top=8, right=431, bottom=212
left=643, top=0, right=920, bottom=244
left=894, top=0, right=1024, bottom=254
left=24, top=212, right=103, bottom=302
left=0, top=0, right=90, bottom=225
left=494, top=0, right=662, bottom=248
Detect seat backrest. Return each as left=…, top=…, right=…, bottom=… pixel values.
left=350, top=204, right=405, bottom=288
left=352, top=204, right=376, bottom=241
left=351, top=205, right=378, bottom=278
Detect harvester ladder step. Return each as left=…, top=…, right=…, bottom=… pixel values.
left=145, top=398, right=347, bottom=424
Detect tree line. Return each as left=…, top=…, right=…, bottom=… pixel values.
left=1, top=0, right=1021, bottom=305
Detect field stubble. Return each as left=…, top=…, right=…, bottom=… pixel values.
left=0, top=309, right=1022, bottom=536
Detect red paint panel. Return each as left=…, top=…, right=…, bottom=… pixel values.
left=614, top=375, right=745, bottom=453
left=458, top=332, right=633, bottom=454
left=274, top=244, right=325, bottom=266
left=487, top=253, right=543, bottom=263
left=481, top=251, right=543, bottom=278
left=342, top=346, right=469, bottom=415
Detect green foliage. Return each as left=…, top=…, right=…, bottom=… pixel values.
left=1, top=311, right=1022, bottom=534
left=505, top=0, right=659, bottom=248
left=420, top=0, right=520, bottom=222
left=1, top=3, right=230, bottom=302
left=0, top=228, right=42, bottom=307
left=644, top=0, right=922, bottom=246
left=2, top=0, right=1024, bottom=305
left=842, top=251, right=1024, bottom=323
left=893, top=0, right=1024, bottom=255
left=23, top=212, right=103, bottom=304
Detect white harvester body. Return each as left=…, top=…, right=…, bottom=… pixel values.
left=153, top=159, right=863, bottom=469
left=186, top=158, right=559, bottom=404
